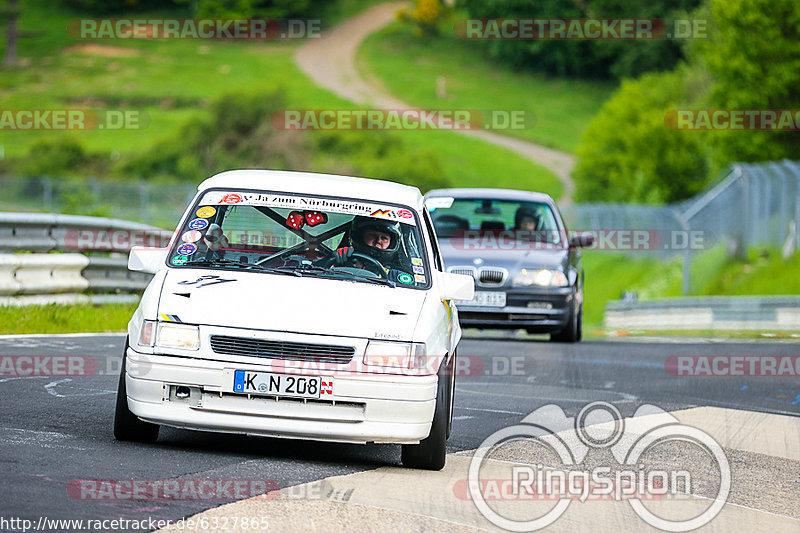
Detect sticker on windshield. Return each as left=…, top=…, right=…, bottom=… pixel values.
left=396, top=272, right=414, bottom=285
left=181, top=230, right=202, bottom=243
left=188, top=218, right=209, bottom=230
left=171, top=255, right=188, bottom=266
left=200, top=191, right=417, bottom=226
left=196, top=206, right=216, bottom=218
left=176, top=243, right=197, bottom=256
left=413, top=265, right=425, bottom=274
left=425, top=197, right=454, bottom=210
left=414, top=274, right=426, bottom=284
left=411, top=257, right=423, bottom=266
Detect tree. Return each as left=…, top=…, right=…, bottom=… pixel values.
left=572, top=67, right=710, bottom=204
left=695, top=0, right=800, bottom=170
left=1, top=0, right=19, bottom=67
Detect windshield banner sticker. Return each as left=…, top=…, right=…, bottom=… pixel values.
left=201, top=191, right=417, bottom=226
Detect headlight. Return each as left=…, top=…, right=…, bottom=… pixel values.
left=513, top=268, right=568, bottom=287
left=138, top=320, right=156, bottom=347
left=157, top=323, right=200, bottom=350
left=363, top=341, right=426, bottom=369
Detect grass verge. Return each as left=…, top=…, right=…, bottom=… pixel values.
left=0, top=303, right=136, bottom=335
left=358, top=21, right=615, bottom=154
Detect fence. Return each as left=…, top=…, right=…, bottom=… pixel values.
left=0, top=175, right=197, bottom=229
left=563, top=159, right=800, bottom=293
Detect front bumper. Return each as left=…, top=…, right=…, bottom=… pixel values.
left=457, top=286, right=573, bottom=331
left=124, top=347, right=437, bottom=444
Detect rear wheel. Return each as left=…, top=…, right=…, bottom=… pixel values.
left=113, top=340, right=159, bottom=443
left=402, top=359, right=451, bottom=470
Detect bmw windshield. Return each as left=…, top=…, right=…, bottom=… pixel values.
left=168, top=189, right=430, bottom=288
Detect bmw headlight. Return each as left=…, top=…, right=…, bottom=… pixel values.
left=364, top=341, right=426, bottom=369
left=513, top=268, right=568, bottom=287
left=157, top=323, right=200, bottom=350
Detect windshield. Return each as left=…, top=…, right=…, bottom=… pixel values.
left=168, top=189, right=430, bottom=288
left=426, top=197, right=563, bottom=245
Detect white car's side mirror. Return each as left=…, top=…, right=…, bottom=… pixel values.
left=438, top=271, right=475, bottom=301
left=129, top=247, right=169, bottom=274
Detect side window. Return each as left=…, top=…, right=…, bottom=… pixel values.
left=423, top=209, right=444, bottom=271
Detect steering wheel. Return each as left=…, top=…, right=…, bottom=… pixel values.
left=318, top=251, right=387, bottom=278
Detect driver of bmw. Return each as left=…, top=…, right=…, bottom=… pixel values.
left=333, top=217, right=413, bottom=281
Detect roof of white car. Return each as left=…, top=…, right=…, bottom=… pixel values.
left=198, top=170, right=424, bottom=209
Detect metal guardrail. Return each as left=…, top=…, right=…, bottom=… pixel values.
left=605, top=296, right=800, bottom=331
left=0, top=212, right=170, bottom=305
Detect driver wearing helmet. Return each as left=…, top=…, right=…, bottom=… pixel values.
left=333, top=217, right=413, bottom=281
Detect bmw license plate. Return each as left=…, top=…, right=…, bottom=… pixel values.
left=455, top=291, right=506, bottom=307
left=232, top=370, right=332, bottom=399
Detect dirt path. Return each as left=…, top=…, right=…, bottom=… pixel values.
left=295, top=2, right=576, bottom=203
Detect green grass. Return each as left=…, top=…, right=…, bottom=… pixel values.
left=0, top=0, right=559, bottom=198
left=358, top=22, right=616, bottom=153
left=581, top=246, right=800, bottom=329
left=0, top=303, right=136, bottom=334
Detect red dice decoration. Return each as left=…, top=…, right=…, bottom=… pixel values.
left=286, top=211, right=305, bottom=229
left=304, top=211, right=328, bottom=227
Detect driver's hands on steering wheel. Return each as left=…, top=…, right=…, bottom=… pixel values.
left=334, top=246, right=354, bottom=265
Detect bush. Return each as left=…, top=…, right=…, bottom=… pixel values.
left=397, top=0, right=452, bottom=37
left=313, top=130, right=450, bottom=192
left=572, top=67, right=710, bottom=204
left=457, top=0, right=701, bottom=80
left=13, top=137, right=108, bottom=178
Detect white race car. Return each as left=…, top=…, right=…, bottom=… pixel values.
left=115, top=170, right=474, bottom=470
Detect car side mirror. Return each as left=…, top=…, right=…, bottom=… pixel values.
left=438, top=271, right=475, bottom=301
left=569, top=232, right=595, bottom=248
left=129, top=247, right=169, bottom=274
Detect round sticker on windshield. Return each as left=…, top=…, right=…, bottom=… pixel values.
left=196, top=206, right=216, bottom=218
left=176, top=243, right=197, bottom=256
left=396, top=272, right=414, bottom=285
left=188, top=218, right=209, bottom=230
left=171, top=255, right=188, bottom=266
left=181, top=230, right=202, bottom=243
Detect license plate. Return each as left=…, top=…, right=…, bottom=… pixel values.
left=232, top=370, right=332, bottom=399
left=455, top=291, right=506, bottom=307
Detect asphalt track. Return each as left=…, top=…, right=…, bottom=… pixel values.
left=0, top=333, right=798, bottom=532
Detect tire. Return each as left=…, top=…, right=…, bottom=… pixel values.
left=402, top=360, right=451, bottom=470
left=113, top=340, right=159, bottom=443
left=550, top=297, right=579, bottom=343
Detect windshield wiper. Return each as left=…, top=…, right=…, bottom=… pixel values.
left=183, top=259, right=302, bottom=276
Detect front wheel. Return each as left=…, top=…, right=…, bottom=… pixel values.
left=550, top=296, right=581, bottom=343
left=401, top=360, right=451, bottom=470
left=113, top=340, right=159, bottom=442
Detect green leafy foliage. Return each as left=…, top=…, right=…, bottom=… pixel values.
left=573, top=0, right=800, bottom=203
left=457, top=0, right=700, bottom=79
left=572, top=67, right=709, bottom=203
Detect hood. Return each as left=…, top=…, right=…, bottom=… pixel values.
left=438, top=238, right=568, bottom=272
left=158, top=269, right=427, bottom=340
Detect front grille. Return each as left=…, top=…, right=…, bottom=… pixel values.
left=478, top=267, right=507, bottom=285
left=210, top=335, right=355, bottom=364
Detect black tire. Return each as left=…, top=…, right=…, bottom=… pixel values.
left=550, top=297, right=579, bottom=343
left=402, top=360, right=451, bottom=470
left=113, top=340, right=159, bottom=443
